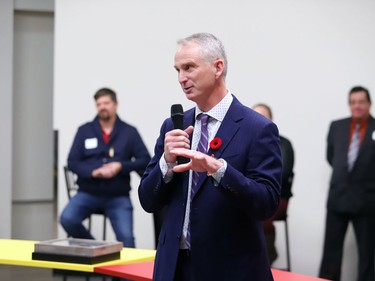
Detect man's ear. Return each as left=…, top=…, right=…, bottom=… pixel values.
left=214, top=59, right=224, bottom=78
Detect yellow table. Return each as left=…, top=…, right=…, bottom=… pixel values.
left=0, top=239, right=156, bottom=272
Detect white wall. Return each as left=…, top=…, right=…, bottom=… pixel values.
left=12, top=10, right=54, bottom=201
left=0, top=0, right=14, bottom=239
left=54, top=1, right=375, bottom=279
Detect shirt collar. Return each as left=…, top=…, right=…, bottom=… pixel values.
left=351, top=116, right=369, bottom=128
left=195, top=90, right=233, bottom=122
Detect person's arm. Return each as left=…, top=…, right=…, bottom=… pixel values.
left=118, top=127, right=151, bottom=177
left=219, top=122, right=282, bottom=220
left=281, top=137, right=294, bottom=180
left=67, top=126, right=98, bottom=178
left=326, top=123, right=334, bottom=166
left=280, top=137, right=294, bottom=197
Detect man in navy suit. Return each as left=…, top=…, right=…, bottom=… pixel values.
left=60, top=88, right=150, bottom=247
left=319, top=86, right=375, bottom=281
left=138, top=33, right=282, bottom=281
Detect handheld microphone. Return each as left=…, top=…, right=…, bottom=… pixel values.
left=171, top=104, right=189, bottom=164
left=171, top=104, right=184, bottom=130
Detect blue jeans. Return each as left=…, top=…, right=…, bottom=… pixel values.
left=60, top=192, right=135, bottom=247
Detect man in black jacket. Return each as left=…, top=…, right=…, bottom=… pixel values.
left=319, top=86, right=375, bottom=281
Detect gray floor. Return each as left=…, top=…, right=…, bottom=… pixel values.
left=0, top=201, right=113, bottom=281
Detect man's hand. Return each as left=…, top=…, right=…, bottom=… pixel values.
left=170, top=148, right=224, bottom=175
left=92, top=162, right=122, bottom=178
left=164, top=126, right=194, bottom=163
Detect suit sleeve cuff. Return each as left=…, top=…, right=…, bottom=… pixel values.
left=159, top=154, right=177, bottom=183
left=209, top=158, right=227, bottom=186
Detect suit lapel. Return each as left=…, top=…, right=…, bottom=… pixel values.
left=92, top=117, right=106, bottom=150
left=342, top=119, right=351, bottom=153
left=347, top=116, right=375, bottom=171
left=208, top=99, right=243, bottom=159
left=183, top=108, right=196, bottom=129
left=358, top=116, right=375, bottom=157
left=191, top=98, right=244, bottom=199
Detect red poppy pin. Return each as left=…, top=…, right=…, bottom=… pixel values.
left=210, top=137, right=222, bottom=150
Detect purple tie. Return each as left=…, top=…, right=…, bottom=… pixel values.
left=186, top=113, right=209, bottom=249
left=191, top=114, right=209, bottom=197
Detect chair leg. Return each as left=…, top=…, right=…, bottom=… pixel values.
left=284, top=219, right=291, bottom=271
left=88, top=215, right=107, bottom=241
left=103, top=216, right=107, bottom=241
left=88, top=216, right=92, bottom=233
left=102, top=217, right=107, bottom=280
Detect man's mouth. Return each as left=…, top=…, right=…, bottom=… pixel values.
left=183, top=86, right=193, bottom=93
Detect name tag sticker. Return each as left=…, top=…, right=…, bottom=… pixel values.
left=85, top=138, right=98, bottom=149
left=372, top=131, right=375, bottom=141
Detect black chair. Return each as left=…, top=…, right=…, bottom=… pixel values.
left=56, top=166, right=108, bottom=281
left=274, top=173, right=294, bottom=272
left=63, top=166, right=107, bottom=240
left=275, top=210, right=291, bottom=271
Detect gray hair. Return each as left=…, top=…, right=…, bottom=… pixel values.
left=177, top=33, right=228, bottom=79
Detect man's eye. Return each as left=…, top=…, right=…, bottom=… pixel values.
left=184, top=65, right=191, bottom=71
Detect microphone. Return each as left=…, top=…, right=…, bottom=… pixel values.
left=171, top=104, right=189, bottom=164
left=171, top=104, right=184, bottom=130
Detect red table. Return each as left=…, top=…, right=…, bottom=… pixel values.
left=95, top=260, right=331, bottom=281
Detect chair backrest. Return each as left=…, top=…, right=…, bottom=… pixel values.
left=63, top=166, right=79, bottom=200
left=274, top=172, right=294, bottom=221
left=285, top=171, right=294, bottom=198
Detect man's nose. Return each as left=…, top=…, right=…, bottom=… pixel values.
left=97, top=104, right=106, bottom=111
left=178, top=71, right=188, bottom=83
